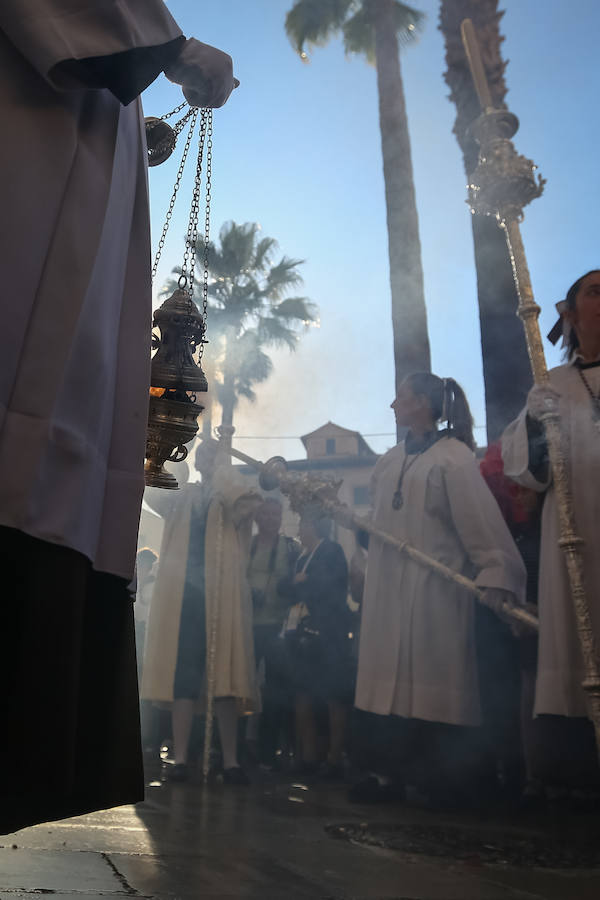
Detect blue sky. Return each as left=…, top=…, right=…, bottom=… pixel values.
left=144, top=0, right=600, bottom=464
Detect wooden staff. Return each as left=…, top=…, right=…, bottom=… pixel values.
left=460, top=19, right=600, bottom=753
left=202, top=502, right=222, bottom=783
left=201, top=425, right=236, bottom=783
left=223, top=444, right=538, bottom=632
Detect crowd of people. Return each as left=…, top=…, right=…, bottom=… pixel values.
left=135, top=270, right=600, bottom=811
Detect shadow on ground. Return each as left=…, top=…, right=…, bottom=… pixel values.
left=2, top=760, right=600, bottom=899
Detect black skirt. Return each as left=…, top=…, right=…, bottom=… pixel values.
left=287, top=620, right=356, bottom=705
left=0, top=526, right=144, bottom=834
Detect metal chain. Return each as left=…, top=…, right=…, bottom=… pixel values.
left=172, top=107, right=196, bottom=137
left=146, top=101, right=191, bottom=140
left=150, top=103, right=212, bottom=351
left=151, top=108, right=199, bottom=282
left=194, top=108, right=212, bottom=304
left=180, top=109, right=209, bottom=301
left=159, top=100, right=188, bottom=121
left=201, top=110, right=213, bottom=331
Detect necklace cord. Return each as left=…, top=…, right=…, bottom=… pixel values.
left=576, top=367, right=600, bottom=419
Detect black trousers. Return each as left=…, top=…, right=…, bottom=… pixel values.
left=351, top=605, right=520, bottom=800
left=253, top=624, right=293, bottom=764
left=0, top=526, right=144, bottom=834
left=351, top=709, right=488, bottom=798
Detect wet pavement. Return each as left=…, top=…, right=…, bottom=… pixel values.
left=2, top=764, right=600, bottom=899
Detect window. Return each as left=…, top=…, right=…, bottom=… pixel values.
left=325, top=438, right=336, bottom=455
left=353, top=485, right=370, bottom=506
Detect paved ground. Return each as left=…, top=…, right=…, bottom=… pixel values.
left=2, top=765, right=600, bottom=899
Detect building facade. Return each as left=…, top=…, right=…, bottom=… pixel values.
left=137, top=422, right=381, bottom=566
left=238, top=422, right=379, bottom=564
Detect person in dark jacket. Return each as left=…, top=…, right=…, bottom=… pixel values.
left=286, top=508, right=352, bottom=778
left=247, top=497, right=300, bottom=767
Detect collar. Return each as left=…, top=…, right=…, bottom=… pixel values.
left=298, top=539, right=323, bottom=572
left=570, top=354, right=600, bottom=370
left=404, top=428, right=447, bottom=455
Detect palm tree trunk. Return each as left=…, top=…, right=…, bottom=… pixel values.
left=219, top=372, right=236, bottom=430
left=470, top=214, right=532, bottom=443
left=219, top=332, right=237, bottom=430
left=439, top=0, right=532, bottom=444
left=217, top=355, right=236, bottom=464
left=372, top=0, right=431, bottom=431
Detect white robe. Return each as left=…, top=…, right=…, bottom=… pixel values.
left=355, top=436, right=526, bottom=727
left=0, top=1, right=182, bottom=580
left=502, top=362, right=600, bottom=718
left=141, top=468, right=259, bottom=708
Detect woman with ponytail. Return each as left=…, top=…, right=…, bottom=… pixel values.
left=352, top=373, right=526, bottom=805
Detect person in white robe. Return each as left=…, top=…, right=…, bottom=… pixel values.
left=352, top=373, right=526, bottom=804
left=502, top=269, right=600, bottom=790
left=142, top=440, right=261, bottom=783
left=0, top=0, right=236, bottom=833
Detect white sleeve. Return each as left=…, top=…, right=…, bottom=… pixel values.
left=443, top=452, right=527, bottom=603
left=502, top=408, right=551, bottom=492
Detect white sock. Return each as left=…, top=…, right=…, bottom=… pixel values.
left=216, top=697, right=239, bottom=770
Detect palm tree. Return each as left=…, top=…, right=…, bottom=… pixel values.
left=286, top=0, right=431, bottom=427
left=439, top=0, right=532, bottom=443
left=162, top=220, right=317, bottom=433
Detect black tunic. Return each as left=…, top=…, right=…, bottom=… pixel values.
left=288, top=539, right=353, bottom=703
left=0, top=526, right=143, bottom=834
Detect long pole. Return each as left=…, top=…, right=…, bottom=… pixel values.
left=201, top=425, right=240, bottom=782
left=202, top=504, right=221, bottom=783
left=200, top=430, right=232, bottom=783
left=460, top=19, right=600, bottom=755
left=223, top=444, right=538, bottom=632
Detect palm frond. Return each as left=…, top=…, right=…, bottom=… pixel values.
left=342, top=2, right=423, bottom=63
left=214, top=221, right=259, bottom=277
left=342, top=6, right=376, bottom=62
left=235, top=384, right=257, bottom=402
left=285, top=0, right=357, bottom=56
left=271, top=296, right=318, bottom=324
left=391, top=2, right=424, bottom=47
left=262, top=256, right=305, bottom=300
left=253, top=236, right=278, bottom=272
left=204, top=305, right=231, bottom=338
left=236, top=343, right=273, bottom=385
left=166, top=219, right=317, bottom=423
left=231, top=334, right=274, bottom=402
left=256, top=316, right=299, bottom=351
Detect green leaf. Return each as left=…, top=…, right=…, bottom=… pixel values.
left=165, top=220, right=317, bottom=420
left=286, top=1, right=423, bottom=61
left=342, top=6, right=376, bottom=62
left=263, top=256, right=305, bottom=301
left=390, top=1, right=424, bottom=47
left=342, top=2, right=423, bottom=62
left=272, top=296, right=318, bottom=323
left=285, top=0, right=357, bottom=55
left=253, top=236, right=278, bottom=272
left=256, top=316, right=299, bottom=351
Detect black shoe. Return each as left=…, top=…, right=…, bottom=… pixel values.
left=318, top=762, right=345, bottom=782
left=519, top=779, right=545, bottom=811
left=348, top=775, right=404, bottom=804
left=167, top=763, right=190, bottom=783
left=292, top=761, right=319, bottom=777
left=223, top=766, right=250, bottom=785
